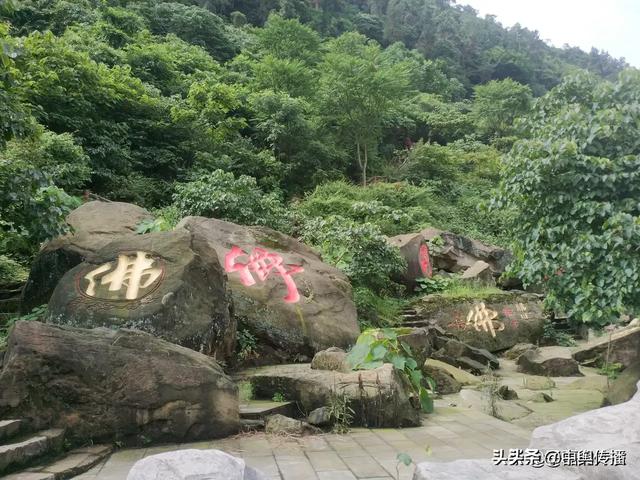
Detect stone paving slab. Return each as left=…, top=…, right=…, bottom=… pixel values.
left=74, top=400, right=532, bottom=480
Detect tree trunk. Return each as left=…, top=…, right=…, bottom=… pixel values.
left=362, top=143, right=368, bottom=186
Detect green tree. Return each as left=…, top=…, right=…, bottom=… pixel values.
left=172, top=169, right=291, bottom=232
left=471, top=78, right=532, bottom=140
left=494, top=70, right=640, bottom=326
left=318, top=32, right=411, bottom=185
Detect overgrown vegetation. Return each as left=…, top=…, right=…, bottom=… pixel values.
left=0, top=0, right=636, bottom=328
left=347, top=328, right=435, bottom=413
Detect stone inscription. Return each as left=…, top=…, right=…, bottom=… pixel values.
left=224, top=246, right=304, bottom=303
left=80, top=251, right=164, bottom=301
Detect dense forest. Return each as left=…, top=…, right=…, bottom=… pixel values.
left=1, top=0, right=638, bottom=328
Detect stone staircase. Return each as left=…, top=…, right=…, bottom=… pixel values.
left=400, top=306, right=429, bottom=328
left=0, top=419, right=112, bottom=479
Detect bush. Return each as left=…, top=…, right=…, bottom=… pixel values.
left=172, top=169, right=292, bottom=232
left=494, top=71, right=640, bottom=326
left=299, top=215, right=405, bottom=294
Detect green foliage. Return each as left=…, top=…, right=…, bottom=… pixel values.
left=0, top=304, right=46, bottom=350
left=0, top=149, right=80, bottom=256
left=471, top=79, right=533, bottom=140
left=541, top=320, right=576, bottom=347
left=348, top=328, right=435, bottom=413
left=144, top=2, right=237, bottom=61
left=318, top=32, right=412, bottom=185
left=272, top=392, right=286, bottom=402
left=415, top=275, right=453, bottom=294
left=327, top=389, right=354, bottom=434
left=353, top=287, right=405, bottom=330
left=494, top=71, right=640, bottom=326
left=237, top=328, right=257, bottom=361
left=0, top=254, right=27, bottom=287
left=300, top=215, right=405, bottom=294
left=172, top=169, right=292, bottom=232
left=598, top=362, right=623, bottom=380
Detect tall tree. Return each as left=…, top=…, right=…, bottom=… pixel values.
left=318, top=32, right=411, bottom=185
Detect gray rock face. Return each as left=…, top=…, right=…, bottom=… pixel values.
left=503, top=343, right=538, bottom=360
left=413, top=383, right=640, bottom=479
left=413, top=293, right=545, bottom=352
left=45, top=229, right=234, bottom=358
left=307, top=407, right=332, bottom=426
left=422, top=363, right=461, bottom=395
left=264, top=414, right=320, bottom=435
left=0, top=322, right=239, bottom=444
left=460, top=260, right=494, bottom=285
left=413, top=459, right=581, bottom=480
left=528, top=380, right=640, bottom=479
left=516, top=347, right=582, bottom=377
left=573, top=326, right=640, bottom=368
left=421, top=228, right=512, bottom=274
left=387, top=229, right=511, bottom=289
left=310, top=348, right=350, bottom=373
left=177, top=217, right=360, bottom=362
left=21, top=201, right=153, bottom=313
left=432, top=337, right=499, bottom=375
left=458, top=389, right=532, bottom=422
left=605, top=362, right=640, bottom=405
left=126, top=449, right=268, bottom=480
left=397, top=328, right=435, bottom=368
left=238, top=363, right=421, bottom=428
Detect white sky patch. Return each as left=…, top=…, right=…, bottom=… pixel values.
left=460, top=0, right=639, bottom=67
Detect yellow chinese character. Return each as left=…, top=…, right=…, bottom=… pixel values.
left=466, top=302, right=505, bottom=338
left=84, top=251, right=162, bottom=300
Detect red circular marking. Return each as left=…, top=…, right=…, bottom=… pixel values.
left=419, top=243, right=432, bottom=278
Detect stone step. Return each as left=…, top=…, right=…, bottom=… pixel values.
left=0, top=429, right=65, bottom=474
left=239, top=400, right=297, bottom=421
left=0, top=420, right=24, bottom=442
left=4, top=444, right=113, bottom=480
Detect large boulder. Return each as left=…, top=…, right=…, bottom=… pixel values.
left=421, top=228, right=512, bottom=274
left=386, top=233, right=433, bottom=290
left=45, top=229, right=234, bottom=358
left=432, top=337, right=499, bottom=375
left=412, top=292, right=545, bottom=352
left=21, top=201, right=153, bottom=314
left=605, top=362, right=640, bottom=405
left=387, top=229, right=512, bottom=289
left=177, top=217, right=360, bottom=362
left=413, top=384, right=640, bottom=480
left=237, top=363, right=421, bottom=428
left=528, top=380, right=640, bottom=479
left=0, top=322, right=239, bottom=444
left=572, top=326, right=640, bottom=368
left=516, top=346, right=583, bottom=377
left=127, top=450, right=267, bottom=480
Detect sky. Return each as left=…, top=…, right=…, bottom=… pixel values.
left=460, top=0, right=639, bottom=67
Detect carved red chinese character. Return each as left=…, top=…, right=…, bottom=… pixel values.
left=224, top=246, right=304, bottom=303
left=419, top=243, right=432, bottom=278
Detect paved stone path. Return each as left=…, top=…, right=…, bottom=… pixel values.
left=75, top=400, right=532, bottom=480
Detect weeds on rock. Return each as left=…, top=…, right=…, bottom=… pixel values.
left=237, top=329, right=257, bottom=361
left=327, top=388, right=354, bottom=434
left=480, top=364, right=501, bottom=419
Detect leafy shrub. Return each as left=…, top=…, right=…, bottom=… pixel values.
left=494, top=71, right=640, bottom=326
left=347, top=328, right=435, bottom=413
left=172, top=169, right=292, bottom=232
left=299, top=215, right=405, bottom=294
left=0, top=254, right=28, bottom=287
left=353, top=287, right=405, bottom=329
